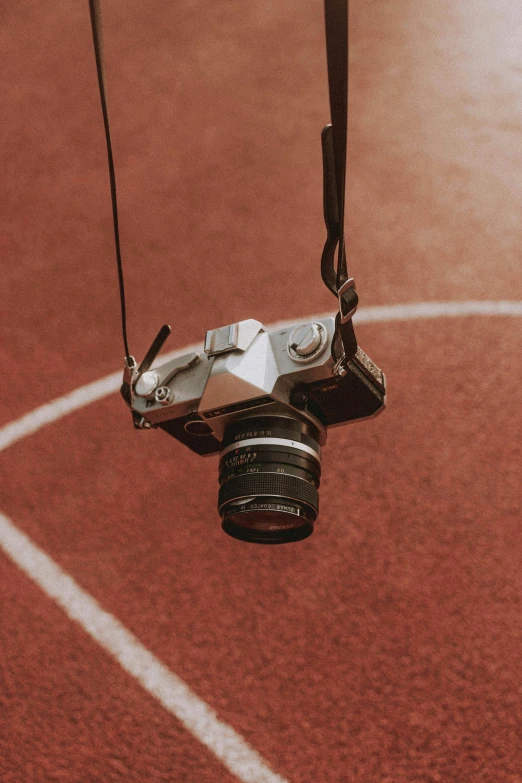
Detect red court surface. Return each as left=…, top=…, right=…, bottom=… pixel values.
left=1, top=1, right=521, bottom=781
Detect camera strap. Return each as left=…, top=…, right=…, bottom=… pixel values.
left=89, top=0, right=357, bottom=374
left=88, top=0, right=133, bottom=364
left=89, top=0, right=174, bottom=390
left=322, top=0, right=358, bottom=373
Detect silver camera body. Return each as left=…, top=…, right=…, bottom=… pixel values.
left=122, top=316, right=385, bottom=455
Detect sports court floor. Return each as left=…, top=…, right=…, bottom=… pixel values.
left=1, top=1, right=521, bottom=781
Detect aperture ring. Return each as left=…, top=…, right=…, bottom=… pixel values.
left=220, top=465, right=319, bottom=490
left=218, top=472, right=319, bottom=513
left=220, top=447, right=321, bottom=481
left=220, top=457, right=320, bottom=487
left=220, top=437, right=320, bottom=463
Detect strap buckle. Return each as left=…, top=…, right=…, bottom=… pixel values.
left=338, top=277, right=358, bottom=324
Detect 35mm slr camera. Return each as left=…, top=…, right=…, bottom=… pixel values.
left=122, top=317, right=385, bottom=544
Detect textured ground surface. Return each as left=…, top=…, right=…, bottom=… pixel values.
left=1, top=1, right=521, bottom=781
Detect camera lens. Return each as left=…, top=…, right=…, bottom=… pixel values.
left=218, top=415, right=321, bottom=544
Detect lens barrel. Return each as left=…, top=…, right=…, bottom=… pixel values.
left=218, top=415, right=321, bottom=544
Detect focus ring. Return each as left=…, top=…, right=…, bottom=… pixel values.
left=218, top=472, right=318, bottom=512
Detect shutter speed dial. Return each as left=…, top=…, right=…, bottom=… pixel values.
left=287, top=322, right=327, bottom=363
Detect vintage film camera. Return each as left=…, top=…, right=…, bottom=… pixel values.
left=88, top=0, right=386, bottom=543
left=121, top=316, right=385, bottom=544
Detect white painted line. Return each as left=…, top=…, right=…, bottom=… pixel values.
left=0, top=373, right=125, bottom=453
left=1, top=300, right=521, bottom=455
left=0, top=510, right=289, bottom=783
left=354, top=299, right=522, bottom=323
left=0, top=299, right=521, bottom=780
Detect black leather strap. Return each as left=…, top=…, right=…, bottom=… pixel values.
left=322, top=0, right=358, bottom=366
left=324, top=0, right=347, bottom=268
left=88, top=0, right=132, bottom=362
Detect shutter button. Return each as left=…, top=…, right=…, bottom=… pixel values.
left=135, top=371, right=159, bottom=398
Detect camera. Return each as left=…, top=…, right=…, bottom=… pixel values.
left=121, top=316, right=385, bottom=544
left=86, top=0, right=387, bottom=544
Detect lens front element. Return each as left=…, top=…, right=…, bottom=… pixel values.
left=218, top=416, right=321, bottom=544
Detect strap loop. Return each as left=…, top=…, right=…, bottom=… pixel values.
left=338, top=277, right=358, bottom=324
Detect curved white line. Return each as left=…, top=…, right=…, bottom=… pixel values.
left=1, top=300, right=520, bottom=454
left=0, top=510, right=289, bottom=783
left=354, top=299, right=522, bottom=323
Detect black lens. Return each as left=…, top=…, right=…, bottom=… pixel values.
left=218, top=415, right=321, bottom=544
